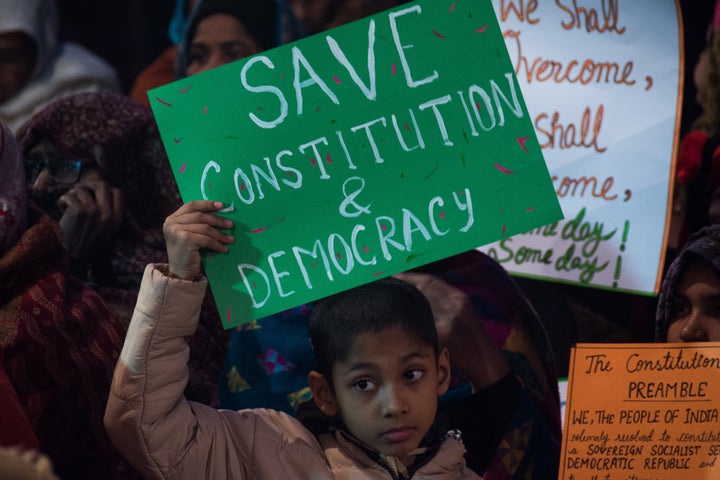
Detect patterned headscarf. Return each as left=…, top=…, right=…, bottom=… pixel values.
left=674, top=1, right=720, bottom=244
left=655, top=224, right=720, bottom=341
left=17, top=91, right=181, bottom=232
left=17, top=91, right=183, bottom=311
left=0, top=119, right=27, bottom=254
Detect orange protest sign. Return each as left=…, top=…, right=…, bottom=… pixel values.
left=561, top=343, right=720, bottom=479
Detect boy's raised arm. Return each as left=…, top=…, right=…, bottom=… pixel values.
left=103, top=201, right=235, bottom=479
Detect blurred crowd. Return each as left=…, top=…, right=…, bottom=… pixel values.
left=0, top=0, right=717, bottom=479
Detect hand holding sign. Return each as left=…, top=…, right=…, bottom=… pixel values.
left=163, top=200, right=235, bottom=281
left=150, top=0, right=562, bottom=327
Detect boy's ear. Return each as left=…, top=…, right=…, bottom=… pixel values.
left=308, top=370, right=339, bottom=416
left=437, top=348, right=451, bottom=396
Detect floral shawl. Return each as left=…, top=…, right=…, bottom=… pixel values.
left=0, top=205, right=140, bottom=479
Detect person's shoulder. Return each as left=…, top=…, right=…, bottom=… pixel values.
left=217, top=407, right=327, bottom=466
left=248, top=408, right=316, bottom=438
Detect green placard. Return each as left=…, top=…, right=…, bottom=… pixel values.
left=149, top=0, right=563, bottom=328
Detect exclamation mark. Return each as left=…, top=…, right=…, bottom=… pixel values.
left=613, top=221, right=630, bottom=287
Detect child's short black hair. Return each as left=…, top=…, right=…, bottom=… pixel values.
left=309, top=277, right=439, bottom=385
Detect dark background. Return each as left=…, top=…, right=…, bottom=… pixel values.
left=54, top=0, right=717, bottom=376
left=56, top=0, right=713, bottom=120
left=57, top=0, right=177, bottom=93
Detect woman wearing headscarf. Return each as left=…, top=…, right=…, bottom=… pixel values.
left=0, top=0, right=121, bottom=133
left=0, top=118, right=140, bottom=478
left=655, top=224, right=720, bottom=342
left=17, top=91, right=228, bottom=404
left=176, top=0, right=280, bottom=78
left=18, top=92, right=178, bottom=297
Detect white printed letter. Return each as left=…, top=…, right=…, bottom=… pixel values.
left=241, top=56, right=288, bottom=129
left=389, top=6, right=439, bottom=88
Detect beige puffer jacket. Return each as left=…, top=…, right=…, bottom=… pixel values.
left=104, top=264, right=482, bottom=480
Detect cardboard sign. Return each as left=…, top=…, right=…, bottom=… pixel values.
left=481, top=0, right=682, bottom=294
left=149, top=0, right=562, bottom=327
left=561, top=343, right=720, bottom=479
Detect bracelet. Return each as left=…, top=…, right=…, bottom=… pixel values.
left=162, top=265, right=200, bottom=282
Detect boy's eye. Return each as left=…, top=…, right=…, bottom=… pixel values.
left=404, top=369, right=424, bottom=382
left=352, top=378, right=376, bottom=392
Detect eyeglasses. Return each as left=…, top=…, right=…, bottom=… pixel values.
left=25, top=153, right=86, bottom=185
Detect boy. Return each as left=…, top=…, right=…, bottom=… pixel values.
left=104, top=200, right=482, bottom=479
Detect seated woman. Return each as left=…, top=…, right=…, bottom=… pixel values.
left=0, top=117, right=139, bottom=479
left=655, top=224, right=720, bottom=342
left=17, top=91, right=178, bottom=297
left=0, top=0, right=120, bottom=132
left=17, top=91, right=227, bottom=404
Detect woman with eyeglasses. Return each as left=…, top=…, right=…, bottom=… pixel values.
left=18, top=93, right=153, bottom=285
left=24, top=139, right=123, bottom=267
left=17, top=90, right=230, bottom=406
left=16, top=90, right=175, bottom=292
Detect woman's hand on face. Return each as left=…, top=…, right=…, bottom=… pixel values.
left=163, top=201, right=234, bottom=281
left=57, top=180, right=123, bottom=259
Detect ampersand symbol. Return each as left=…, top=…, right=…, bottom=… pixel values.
left=339, top=176, right=371, bottom=218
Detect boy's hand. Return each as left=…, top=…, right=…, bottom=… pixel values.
left=394, top=271, right=510, bottom=389
left=163, top=201, right=234, bottom=281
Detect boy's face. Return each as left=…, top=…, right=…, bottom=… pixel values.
left=316, top=326, right=450, bottom=465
